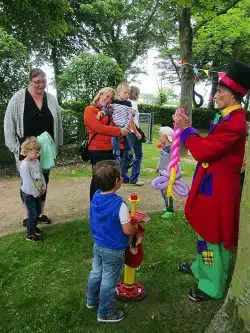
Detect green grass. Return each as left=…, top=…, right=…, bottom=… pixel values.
left=51, top=126, right=196, bottom=179
left=0, top=213, right=223, bottom=333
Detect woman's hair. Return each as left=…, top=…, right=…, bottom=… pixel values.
left=29, top=68, right=46, bottom=81
left=129, top=86, right=140, bottom=101
left=21, top=137, right=41, bottom=156
left=93, top=87, right=115, bottom=103
left=117, top=82, right=130, bottom=95
left=93, top=160, right=121, bottom=192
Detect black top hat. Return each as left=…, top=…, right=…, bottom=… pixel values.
left=218, top=61, right=250, bottom=97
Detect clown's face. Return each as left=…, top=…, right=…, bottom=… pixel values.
left=214, top=85, right=235, bottom=109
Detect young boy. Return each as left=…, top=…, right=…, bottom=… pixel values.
left=156, top=126, right=175, bottom=219
left=97, top=83, right=141, bottom=167
left=20, top=137, right=46, bottom=242
left=87, top=160, right=137, bottom=323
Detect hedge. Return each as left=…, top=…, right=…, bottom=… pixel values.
left=138, top=104, right=217, bottom=129
left=0, top=102, right=218, bottom=164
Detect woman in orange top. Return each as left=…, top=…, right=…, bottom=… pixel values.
left=84, top=87, right=129, bottom=200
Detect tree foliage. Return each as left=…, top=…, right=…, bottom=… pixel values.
left=72, top=0, right=164, bottom=74
left=58, top=52, right=124, bottom=105
left=0, top=28, right=29, bottom=108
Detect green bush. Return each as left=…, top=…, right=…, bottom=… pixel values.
left=138, top=104, right=217, bottom=129
left=0, top=111, right=13, bottom=164
left=61, top=109, right=86, bottom=144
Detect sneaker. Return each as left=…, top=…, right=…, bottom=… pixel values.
left=35, top=227, right=43, bottom=236
left=23, top=218, right=27, bottom=227
left=178, top=262, right=193, bottom=274
left=134, top=180, right=144, bottom=186
left=98, top=310, right=124, bottom=323
left=37, top=215, right=52, bottom=224
left=188, top=288, right=211, bottom=302
left=161, top=211, right=175, bottom=219
left=115, top=156, right=121, bottom=163
left=26, top=234, right=41, bottom=242
left=86, top=303, right=96, bottom=309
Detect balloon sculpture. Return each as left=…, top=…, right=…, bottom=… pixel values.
left=152, top=108, right=189, bottom=200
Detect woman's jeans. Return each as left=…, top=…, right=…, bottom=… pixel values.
left=122, top=133, right=143, bottom=184
left=88, top=150, right=114, bottom=201
left=21, top=191, right=41, bottom=235
left=87, top=244, right=125, bottom=318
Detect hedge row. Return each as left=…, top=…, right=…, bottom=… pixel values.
left=0, top=102, right=217, bottom=164
left=138, top=104, right=217, bottom=129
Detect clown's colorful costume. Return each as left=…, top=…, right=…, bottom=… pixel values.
left=181, top=105, right=246, bottom=299
left=179, top=60, right=250, bottom=300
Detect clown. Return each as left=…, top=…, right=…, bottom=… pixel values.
left=175, top=61, right=250, bottom=301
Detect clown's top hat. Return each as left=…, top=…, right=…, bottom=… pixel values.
left=218, top=61, right=250, bottom=97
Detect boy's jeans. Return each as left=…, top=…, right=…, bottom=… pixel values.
left=21, top=191, right=41, bottom=235
left=87, top=243, right=125, bottom=318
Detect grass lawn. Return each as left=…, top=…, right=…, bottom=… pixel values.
left=51, top=126, right=197, bottom=179
left=0, top=212, right=223, bottom=333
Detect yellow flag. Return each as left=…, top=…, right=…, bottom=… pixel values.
left=203, top=69, right=209, bottom=76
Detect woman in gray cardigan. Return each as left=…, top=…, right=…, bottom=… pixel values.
left=4, top=68, right=63, bottom=226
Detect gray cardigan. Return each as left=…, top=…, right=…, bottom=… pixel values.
left=4, top=88, right=63, bottom=170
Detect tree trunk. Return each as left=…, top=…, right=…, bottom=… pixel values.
left=208, top=75, right=218, bottom=110
left=205, top=136, right=250, bottom=333
left=51, top=45, right=62, bottom=104
left=179, top=7, right=193, bottom=120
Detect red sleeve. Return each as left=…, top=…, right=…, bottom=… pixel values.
left=185, top=112, right=245, bottom=163
left=84, top=105, right=121, bottom=137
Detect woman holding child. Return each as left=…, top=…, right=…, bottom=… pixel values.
left=84, top=87, right=129, bottom=200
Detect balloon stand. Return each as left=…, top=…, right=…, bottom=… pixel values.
left=116, top=193, right=151, bottom=301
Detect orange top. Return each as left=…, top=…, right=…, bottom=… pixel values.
left=84, top=104, right=121, bottom=151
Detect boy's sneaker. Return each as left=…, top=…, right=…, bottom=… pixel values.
left=98, top=310, right=124, bottom=323
left=26, top=234, right=41, bottom=242
left=86, top=303, right=96, bottom=309
left=35, top=227, right=43, bottom=236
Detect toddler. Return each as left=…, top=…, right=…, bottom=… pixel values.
left=20, top=137, right=46, bottom=242
left=97, top=83, right=141, bottom=167
left=156, top=126, right=176, bottom=219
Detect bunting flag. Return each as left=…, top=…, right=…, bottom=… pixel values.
left=180, top=59, right=219, bottom=76
left=179, top=59, right=218, bottom=103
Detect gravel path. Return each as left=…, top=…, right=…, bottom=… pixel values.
left=0, top=176, right=191, bottom=237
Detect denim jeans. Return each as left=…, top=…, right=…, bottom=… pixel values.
left=87, top=243, right=125, bottom=318
left=21, top=191, right=41, bottom=235
left=122, top=133, right=143, bottom=184
left=112, top=136, right=132, bottom=156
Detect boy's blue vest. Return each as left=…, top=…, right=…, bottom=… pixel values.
left=90, top=190, right=128, bottom=250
